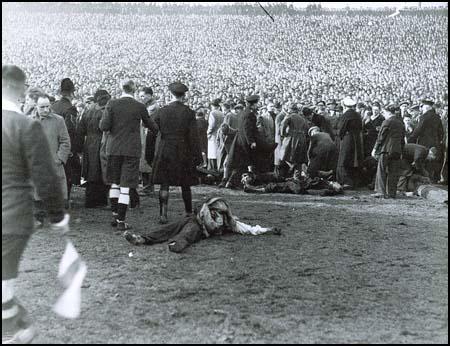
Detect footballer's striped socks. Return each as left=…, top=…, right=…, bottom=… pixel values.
left=2, top=280, right=19, bottom=327
left=109, top=184, right=120, bottom=217
left=117, top=187, right=130, bottom=222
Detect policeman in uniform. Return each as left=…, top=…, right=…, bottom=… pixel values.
left=151, top=82, right=202, bottom=224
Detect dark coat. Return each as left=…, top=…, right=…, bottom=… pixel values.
left=3, top=107, right=64, bottom=236
left=373, top=116, right=405, bottom=159
left=51, top=96, right=82, bottom=185
left=328, top=114, right=341, bottom=150
left=151, top=101, right=202, bottom=186
left=143, top=103, right=160, bottom=167
left=408, top=109, right=444, bottom=149
left=402, top=143, right=428, bottom=164
left=311, top=113, right=334, bottom=139
left=337, top=109, right=364, bottom=168
left=363, top=113, right=384, bottom=157
left=137, top=216, right=204, bottom=253
left=228, top=106, right=258, bottom=170
left=52, top=97, right=79, bottom=152
left=307, top=132, right=338, bottom=177
left=279, top=112, right=310, bottom=165
left=195, top=117, right=208, bottom=154
left=77, top=104, right=105, bottom=183
left=99, top=96, right=158, bottom=158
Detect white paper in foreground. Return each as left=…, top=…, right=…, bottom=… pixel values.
left=53, top=240, right=87, bottom=319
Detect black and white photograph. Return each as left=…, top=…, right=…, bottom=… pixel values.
left=1, top=1, right=448, bottom=344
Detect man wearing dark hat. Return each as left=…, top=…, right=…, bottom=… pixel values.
left=77, top=89, right=111, bottom=208
left=151, top=82, right=201, bottom=224
left=371, top=104, right=406, bottom=199
left=52, top=78, right=81, bottom=207
left=408, top=99, right=444, bottom=182
left=100, top=79, right=159, bottom=230
left=2, top=65, right=67, bottom=344
left=336, top=97, right=364, bottom=189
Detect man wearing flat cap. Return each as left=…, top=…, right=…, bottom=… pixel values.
left=226, top=95, right=260, bottom=188
left=100, top=79, right=159, bottom=230
left=52, top=78, right=82, bottom=207
left=408, top=99, right=444, bottom=182
left=336, top=97, right=364, bottom=189
left=372, top=104, right=405, bottom=199
left=151, top=82, right=202, bottom=224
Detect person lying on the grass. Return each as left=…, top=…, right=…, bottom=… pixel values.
left=123, top=197, right=281, bottom=253
left=241, top=170, right=343, bottom=196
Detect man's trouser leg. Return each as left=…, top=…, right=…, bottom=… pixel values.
left=375, top=154, right=388, bottom=196
left=386, top=155, right=401, bottom=198
left=168, top=219, right=204, bottom=253
left=159, top=184, right=169, bottom=223
left=397, top=160, right=413, bottom=192
left=181, top=186, right=192, bottom=214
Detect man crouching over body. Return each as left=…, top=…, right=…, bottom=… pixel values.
left=123, top=197, right=281, bottom=253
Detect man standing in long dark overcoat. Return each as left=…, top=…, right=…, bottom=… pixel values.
left=151, top=82, right=202, bottom=224
left=336, top=97, right=364, bottom=189
left=226, top=95, right=260, bottom=188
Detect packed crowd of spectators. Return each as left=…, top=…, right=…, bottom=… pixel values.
left=6, top=2, right=447, bottom=16
left=2, top=5, right=448, bottom=110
